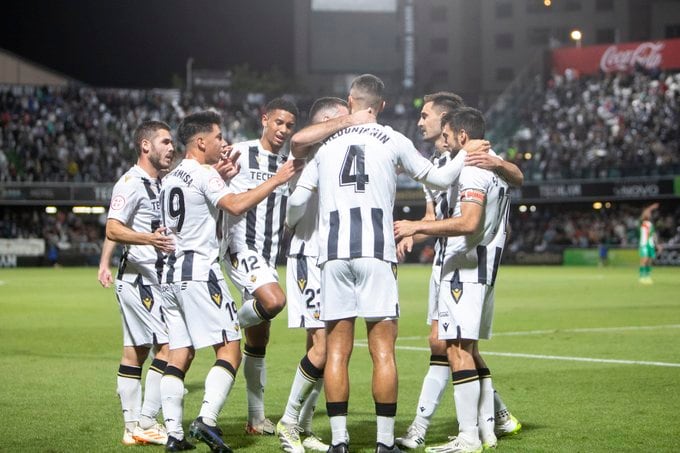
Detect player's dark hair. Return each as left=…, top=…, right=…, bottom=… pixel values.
left=349, top=74, right=385, bottom=111
left=423, top=91, right=466, bottom=115
left=177, top=110, right=223, bottom=146
left=265, top=98, right=299, bottom=118
left=133, top=120, right=171, bottom=155
left=442, top=107, right=485, bottom=140
left=309, top=97, right=347, bottom=123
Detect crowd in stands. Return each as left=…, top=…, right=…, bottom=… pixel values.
left=1, top=70, right=680, bottom=264
left=502, top=69, right=680, bottom=181
left=506, top=202, right=680, bottom=255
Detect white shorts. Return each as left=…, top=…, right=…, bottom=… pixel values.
left=437, top=279, right=494, bottom=341
left=426, top=264, right=442, bottom=325
left=226, top=250, right=279, bottom=304
left=286, top=255, right=324, bottom=329
left=161, top=274, right=242, bottom=350
left=115, top=279, right=168, bottom=347
left=320, top=258, right=399, bottom=321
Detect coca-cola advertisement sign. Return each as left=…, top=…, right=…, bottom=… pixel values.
left=552, top=38, right=680, bottom=75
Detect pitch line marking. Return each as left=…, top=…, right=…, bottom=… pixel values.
left=354, top=342, right=680, bottom=368
left=396, top=324, right=680, bottom=340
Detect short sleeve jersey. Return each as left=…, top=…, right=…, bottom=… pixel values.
left=440, top=163, right=511, bottom=285
left=296, top=123, right=432, bottom=265
left=222, top=139, right=289, bottom=266
left=107, top=165, right=164, bottom=285
left=161, top=159, right=232, bottom=282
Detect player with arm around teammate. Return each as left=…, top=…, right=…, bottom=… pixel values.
left=287, top=74, right=490, bottom=453
left=98, top=120, right=175, bottom=446
left=158, top=110, right=302, bottom=452
left=395, top=108, right=514, bottom=453
left=396, top=95, right=522, bottom=449
left=277, top=97, right=376, bottom=453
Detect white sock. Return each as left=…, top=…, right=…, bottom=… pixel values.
left=299, top=378, right=323, bottom=433
left=376, top=415, right=395, bottom=446
left=282, top=356, right=322, bottom=425
left=413, top=362, right=449, bottom=430
left=117, top=365, right=142, bottom=430
left=329, top=415, right=348, bottom=446
left=494, top=390, right=509, bottom=422
left=452, top=370, right=480, bottom=440
left=478, top=372, right=495, bottom=442
left=139, top=359, right=166, bottom=428
left=161, top=368, right=186, bottom=440
left=238, top=300, right=264, bottom=329
left=199, top=361, right=236, bottom=425
left=243, top=350, right=266, bottom=424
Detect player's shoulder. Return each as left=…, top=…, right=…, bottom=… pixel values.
left=233, top=139, right=259, bottom=152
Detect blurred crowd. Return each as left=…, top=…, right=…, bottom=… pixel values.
left=506, top=203, right=680, bottom=254
left=504, top=69, right=680, bottom=181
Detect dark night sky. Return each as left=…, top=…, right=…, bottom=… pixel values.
left=0, top=0, right=295, bottom=88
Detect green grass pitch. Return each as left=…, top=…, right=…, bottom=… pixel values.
left=0, top=265, right=678, bottom=452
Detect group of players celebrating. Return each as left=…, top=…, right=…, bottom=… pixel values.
left=98, top=74, right=523, bottom=453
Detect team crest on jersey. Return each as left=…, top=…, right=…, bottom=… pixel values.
left=450, top=270, right=463, bottom=303
left=391, top=263, right=398, bottom=279
left=230, top=254, right=238, bottom=268
left=250, top=275, right=257, bottom=283
left=211, top=292, right=222, bottom=307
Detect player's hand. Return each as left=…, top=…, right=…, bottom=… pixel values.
left=350, top=107, right=377, bottom=125
left=273, top=159, right=305, bottom=185
left=465, top=152, right=501, bottom=170
left=464, top=139, right=491, bottom=154
left=98, top=267, right=113, bottom=288
left=214, top=145, right=241, bottom=180
left=149, top=227, right=175, bottom=254
left=394, top=220, right=418, bottom=241
left=396, top=236, right=414, bottom=262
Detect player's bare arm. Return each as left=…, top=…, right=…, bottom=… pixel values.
left=290, top=108, right=376, bottom=158
left=97, top=237, right=116, bottom=288
left=464, top=153, right=524, bottom=187
left=105, top=219, right=175, bottom=254
left=396, top=202, right=436, bottom=261
left=394, top=200, right=483, bottom=240
left=219, top=158, right=304, bottom=216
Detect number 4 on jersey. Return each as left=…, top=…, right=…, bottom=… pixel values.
left=339, top=144, right=370, bottom=192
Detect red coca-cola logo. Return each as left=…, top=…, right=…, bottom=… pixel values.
left=600, top=42, right=664, bottom=72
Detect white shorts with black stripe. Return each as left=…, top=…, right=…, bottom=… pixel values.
left=437, top=279, right=494, bottom=341
left=161, top=274, right=241, bottom=350
left=426, top=263, right=442, bottom=325
left=226, top=250, right=279, bottom=304
left=115, top=279, right=168, bottom=347
left=286, top=255, right=323, bottom=329
left=320, top=257, right=399, bottom=322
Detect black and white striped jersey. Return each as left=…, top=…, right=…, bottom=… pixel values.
left=160, top=159, right=232, bottom=283
left=423, top=151, right=452, bottom=268
left=222, top=139, right=289, bottom=267
left=107, top=165, right=164, bottom=285
left=295, top=123, right=433, bottom=265
left=440, top=163, right=511, bottom=286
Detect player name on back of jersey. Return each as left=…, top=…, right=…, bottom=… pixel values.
left=323, top=125, right=391, bottom=145
left=168, top=168, right=194, bottom=187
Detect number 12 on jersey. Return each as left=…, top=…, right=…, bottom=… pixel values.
left=339, top=144, right=370, bottom=192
